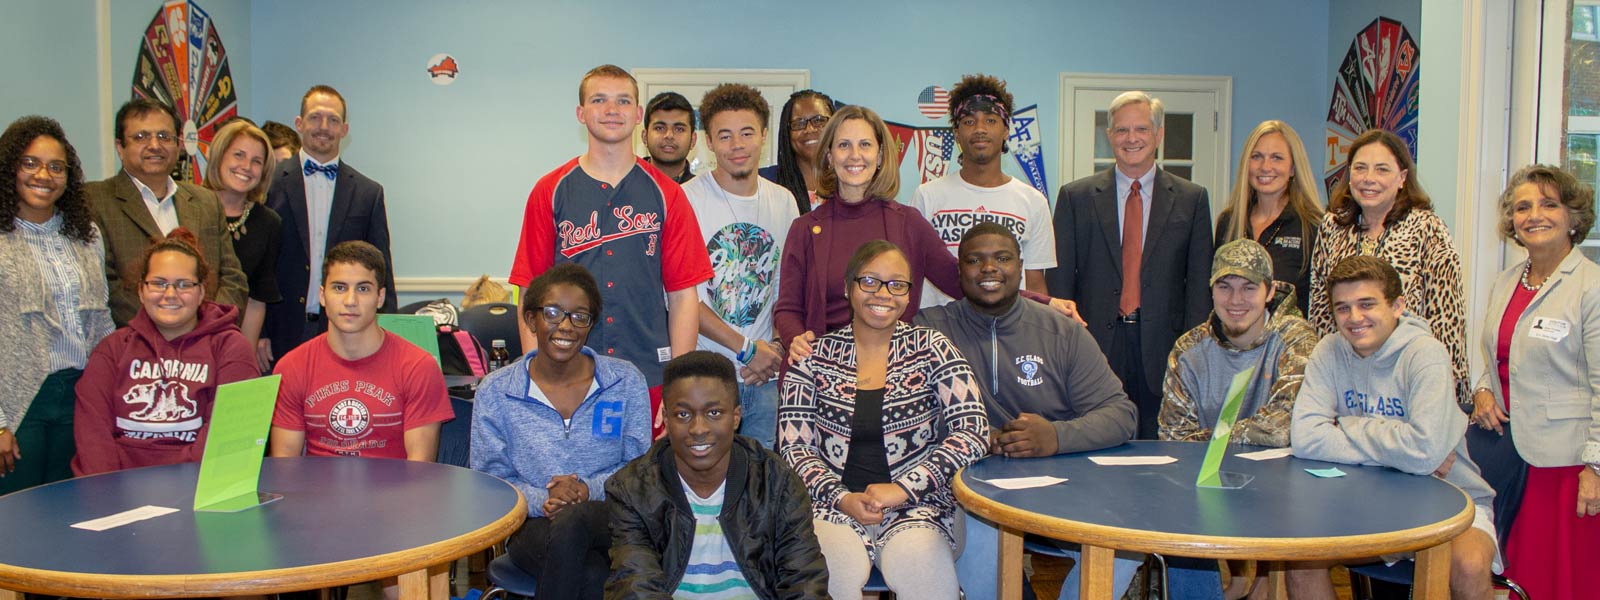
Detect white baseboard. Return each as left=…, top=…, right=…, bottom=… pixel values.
left=395, top=276, right=512, bottom=294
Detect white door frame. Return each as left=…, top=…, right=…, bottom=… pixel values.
left=1059, top=73, right=1233, bottom=197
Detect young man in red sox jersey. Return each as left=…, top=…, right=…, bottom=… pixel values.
left=269, top=241, right=453, bottom=461
left=509, top=64, right=714, bottom=438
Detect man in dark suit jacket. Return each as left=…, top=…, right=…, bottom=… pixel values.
left=87, top=99, right=249, bottom=326
left=262, top=85, right=396, bottom=364
left=1048, top=91, right=1212, bottom=439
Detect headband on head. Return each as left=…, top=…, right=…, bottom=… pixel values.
left=954, top=94, right=1010, bottom=123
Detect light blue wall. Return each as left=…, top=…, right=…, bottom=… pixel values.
left=109, top=0, right=253, bottom=178
left=246, top=0, right=1330, bottom=284
left=1, top=2, right=104, bottom=177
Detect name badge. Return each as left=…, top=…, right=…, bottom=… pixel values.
left=1529, top=317, right=1571, bottom=342
left=657, top=347, right=672, bottom=363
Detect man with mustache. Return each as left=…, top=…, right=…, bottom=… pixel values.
left=910, top=73, right=1056, bottom=309
left=87, top=99, right=249, bottom=327
left=642, top=91, right=697, bottom=185
left=262, top=85, right=397, bottom=365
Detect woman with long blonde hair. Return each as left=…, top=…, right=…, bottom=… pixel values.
left=1214, top=120, right=1323, bottom=316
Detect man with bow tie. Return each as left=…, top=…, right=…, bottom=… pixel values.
left=262, top=85, right=396, bottom=366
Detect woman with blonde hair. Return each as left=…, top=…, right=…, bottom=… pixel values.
left=1214, top=120, right=1324, bottom=316
left=203, top=120, right=282, bottom=372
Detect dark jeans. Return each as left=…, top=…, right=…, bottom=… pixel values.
left=1109, top=321, right=1158, bottom=439
left=505, top=500, right=611, bottom=600
left=1466, top=422, right=1526, bottom=544
left=0, top=369, right=80, bottom=495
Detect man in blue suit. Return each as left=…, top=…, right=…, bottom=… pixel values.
left=261, top=85, right=396, bottom=366
left=1047, top=91, right=1213, bottom=440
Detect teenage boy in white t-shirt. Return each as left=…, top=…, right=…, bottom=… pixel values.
left=680, top=83, right=799, bottom=448
left=910, top=73, right=1056, bottom=308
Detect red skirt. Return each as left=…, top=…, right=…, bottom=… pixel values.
left=1503, top=465, right=1600, bottom=600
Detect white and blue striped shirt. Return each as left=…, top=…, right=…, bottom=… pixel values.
left=18, top=215, right=96, bottom=372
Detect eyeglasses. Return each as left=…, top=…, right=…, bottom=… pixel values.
left=853, top=276, right=912, bottom=296
left=790, top=114, right=830, bottom=132
left=18, top=156, right=68, bottom=178
left=143, top=279, right=201, bottom=293
left=537, top=305, right=595, bottom=328
left=126, top=131, right=178, bottom=146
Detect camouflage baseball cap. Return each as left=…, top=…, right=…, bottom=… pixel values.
left=1210, top=239, right=1273, bottom=286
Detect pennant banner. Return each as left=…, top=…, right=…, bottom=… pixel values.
left=1007, top=104, right=1049, bottom=197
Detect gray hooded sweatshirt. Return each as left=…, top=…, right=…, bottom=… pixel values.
left=1293, top=315, right=1497, bottom=525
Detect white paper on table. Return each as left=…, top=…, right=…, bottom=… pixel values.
left=975, top=475, right=1069, bottom=490
left=70, top=505, right=180, bottom=531
left=1236, top=448, right=1294, bottom=461
left=1088, top=456, right=1178, bottom=466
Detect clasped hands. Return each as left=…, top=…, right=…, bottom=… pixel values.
left=839, top=483, right=910, bottom=526
left=543, top=474, right=589, bottom=516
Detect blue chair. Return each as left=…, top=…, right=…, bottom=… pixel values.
left=481, top=554, right=538, bottom=600
left=461, top=303, right=521, bottom=357
left=436, top=397, right=474, bottom=468
left=1347, top=560, right=1527, bottom=600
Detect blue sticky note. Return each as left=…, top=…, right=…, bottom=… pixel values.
left=1304, top=467, right=1347, bottom=478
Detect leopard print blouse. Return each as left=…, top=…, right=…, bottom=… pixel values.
left=1308, top=209, right=1471, bottom=405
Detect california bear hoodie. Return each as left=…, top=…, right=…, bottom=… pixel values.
left=71, top=301, right=257, bottom=475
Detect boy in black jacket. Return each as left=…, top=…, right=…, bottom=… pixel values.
left=606, top=351, right=829, bottom=599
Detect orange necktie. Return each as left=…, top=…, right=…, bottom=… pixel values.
left=1120, top=180, right=1143, bottom=316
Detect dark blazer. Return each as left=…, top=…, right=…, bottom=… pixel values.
left=1046, top=168, right=1213, bottom=394
left=262, top=156, right=397, bottom=356
left=85, top=172, right=249, bottom=326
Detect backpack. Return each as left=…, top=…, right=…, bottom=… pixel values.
left=437, top=324, right=488, bottom=377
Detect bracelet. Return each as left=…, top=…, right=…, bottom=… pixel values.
left=736, top=337, right=756, bottom=365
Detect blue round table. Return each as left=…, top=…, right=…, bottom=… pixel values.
left=0, top=457, right=526, bottom=599
left=953, top=441, right=1473, bottom=600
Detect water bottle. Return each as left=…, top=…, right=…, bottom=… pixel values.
left=489, top=339, right=510, bottom=371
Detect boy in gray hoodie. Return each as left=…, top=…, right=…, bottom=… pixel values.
left=1292, top=255, right=1498, bottom=600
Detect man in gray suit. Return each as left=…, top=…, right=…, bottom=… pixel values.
left=87, top=99, right=249, bottom=326
left=1048, top=91, right=1213, bottom=439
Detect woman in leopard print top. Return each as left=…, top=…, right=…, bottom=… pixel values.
left=1309, top=129, right=1470, bottom=406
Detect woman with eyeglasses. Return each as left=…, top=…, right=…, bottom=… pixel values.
left=779, top=240, right=988, bottom=600
left=761, top=89, right=836, bottom=214
left=471, top=262, right=651, bottom=600
left=71, top=228, right=256, bottom=475
left=0, top=116, right=114, bottom=494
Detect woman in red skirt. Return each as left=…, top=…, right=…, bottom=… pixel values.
left=1471, top=164, right=1600, bottom=600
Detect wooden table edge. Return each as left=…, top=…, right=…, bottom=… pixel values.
left=954, top=472, right=1475, bottom=560
left=0, top=491, right=526, bottom=598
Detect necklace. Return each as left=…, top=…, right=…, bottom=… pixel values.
left=1519, top=260, right=1544, bottom=292
left=225, top=202, right=252, bottom=241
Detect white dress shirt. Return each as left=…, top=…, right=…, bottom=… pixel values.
left=301, top=150, right=340, bottom=315
left=129, top=173, right=179, bottom=235
left=1114, top=166, right=1156, bottom=249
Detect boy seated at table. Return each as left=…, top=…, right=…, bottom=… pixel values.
left=1291, top=255, right=1498, bottom=600
left=606, top=351, right=830, bottom=599
left=269, top=241, right=453, bottom=461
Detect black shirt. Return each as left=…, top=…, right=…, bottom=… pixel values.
left=1214, top=202, right=1317, bottom=316
left=643, top=157, right=695, bottom=184
left=842, top=387, right=891, bottom=492
left=226, top=203, right=284, bottom=303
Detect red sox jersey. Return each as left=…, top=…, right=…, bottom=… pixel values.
left=509, top=157, right=713, bottom=387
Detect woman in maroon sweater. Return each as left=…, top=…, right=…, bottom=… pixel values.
left=71, top=228, right=257, bottom=475
left=775, top=106, right=1072, bottom=357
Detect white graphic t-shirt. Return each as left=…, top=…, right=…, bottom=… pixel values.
left=909, top=171, right=1058, bottom=308
left=682, top=174, right=800, bottom=365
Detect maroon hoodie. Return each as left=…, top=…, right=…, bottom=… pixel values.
left=72, top=301, right=257, bottom=475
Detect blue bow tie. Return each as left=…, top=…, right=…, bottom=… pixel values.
left=303, top=160, right=339, bottom=180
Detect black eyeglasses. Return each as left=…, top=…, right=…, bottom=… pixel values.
left=790, top=114, right=830, bottom=132
left=853, top=276, right=912, bottom=296
left=19, top=156, right=68, bottom=178
left=538, top=305, right=595, bottom=328
left=143, top=279, right=201, bottom=293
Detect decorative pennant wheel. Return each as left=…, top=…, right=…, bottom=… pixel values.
left=131, top=0, right=238, bottom=184
left=1324, top=17, right=1420, bottom=196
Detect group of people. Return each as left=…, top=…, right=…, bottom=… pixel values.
left=0, top=60, right=1594, bottom=600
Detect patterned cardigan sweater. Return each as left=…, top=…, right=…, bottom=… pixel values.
left=1308, top=209, right=1470, bottom=406
left=778, top=321, right=989, bottom=557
